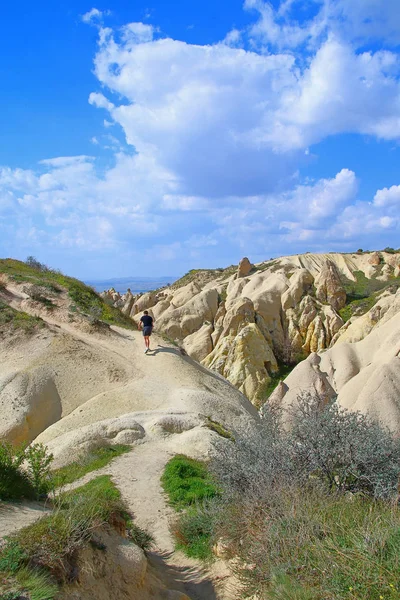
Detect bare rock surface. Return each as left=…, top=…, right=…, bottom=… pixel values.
left=100, top=251, right=400, bottom=404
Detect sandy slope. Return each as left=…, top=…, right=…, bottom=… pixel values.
left=1, top=307, right=256, bottom=598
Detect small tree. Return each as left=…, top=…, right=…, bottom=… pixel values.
left=289, top=393, right=400, bottom=499
left=24, top=443, right=54, bottom=498
left=25, top=256, right=49, bottom=272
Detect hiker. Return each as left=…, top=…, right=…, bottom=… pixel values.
left=139, top=310, right=154, bottom=353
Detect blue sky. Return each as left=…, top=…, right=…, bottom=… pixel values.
left=1, top=0, right=400, bottom=279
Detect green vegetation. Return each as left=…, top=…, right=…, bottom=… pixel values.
left=173, top=505, right=216, bottom=561
left=170, top=268, right=217, bottom=289
left=0, top=565, right=58, bottom=600
left=339, top=271, right=400, bottom=322
left=209, top=394, right=400, bottom=599
left=257, top=363, right=296, bottom=407
left=127, top=522, right=154, bottom=551
left=162, top=455, right=219, bottom=560
left=162, top=455, right=218, bottom=509
left=0, top=258, right=135, bottom=329
left=0, top=442, right=53, bottom=501
left=171, top=264, right=238, bottom=289
left=0, top=300, right=44, bottom=333
left=0, top=476, right=127, bottom=597
left=205, top=417, right=234, bottom=441
left=0, top=474, right=153, bottom=598
left=52, top=444, right=131, bottom=486
left=220, top=486, right=400, bottom=600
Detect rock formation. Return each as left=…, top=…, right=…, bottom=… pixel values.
left=107, top=252, right=399, bottom=403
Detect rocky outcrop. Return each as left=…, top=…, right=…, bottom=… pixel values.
left=203, top=323, right=278, bottom=400
left=271, top=306, right=400, bottom=433
left=314, top=261, right=347, bottom=311
left=237, top=257, right=253, bottom=278
left=105, top=251, right=400, bottom=405
left=60, top=529, right=190, bottom=600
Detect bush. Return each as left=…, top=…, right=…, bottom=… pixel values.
left=24, top=444, right=54, bottom=499
left=208, top=394, right=400, bottom=597
left=25, top=256, right=49, bottom=272
left=289, top=394, right=400, bottom=499
left=0, top=443, right=35, bottom=501
left=0, top=442, right=54, bottom=501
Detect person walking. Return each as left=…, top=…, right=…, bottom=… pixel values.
left=139, top=310, right=154, bottom=353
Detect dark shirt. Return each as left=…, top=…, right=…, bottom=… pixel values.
left=140, top=315, right=153, bottom=328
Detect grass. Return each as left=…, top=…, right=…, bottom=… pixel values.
left=52, top=444, right=131, bottom=486
left=127, top=522, right=154, bottom=551
left=255, top=363, right=297, bottom=408
left=0, top=300, right=44, bottom=334
left=0, top=258, right=135, bottom=330
left=0, top=566, right=58, bottom=600
left=161, top=455, right=219, bottom=509
left=220, top=485, right=400, bottom=600
left=339, top=271, right=400, bottom=323
left=173, top=505, right=215, bottom=561
left=162, top=455, right=219, bottom=561
left=0, top=476, right=129, bottom=597
left=171, top=264, right=238, bottom=289
left=205, top=417, right=234, bottom=441
left=0, top=475, right=127, bottom=600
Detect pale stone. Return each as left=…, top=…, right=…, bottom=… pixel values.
left=314, top=260, right=347, bottom=311
left=237, top=257, right=252, bottom=278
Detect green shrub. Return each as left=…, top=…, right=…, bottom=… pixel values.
left=161, top=455, right=219, bottom=509
left=0, top=442, right=35, bottom=501
left=25, top=444, right=54, bottom=499
left=0, top=301, right=44, bottom=333
left=0, top=541, right=27, bottom=574
left=173, top=505, right=215, bottom=560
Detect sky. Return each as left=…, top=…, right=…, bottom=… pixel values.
left=1, top=0, right=400, bottom=279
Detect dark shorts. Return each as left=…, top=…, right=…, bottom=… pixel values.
left=143, top=326, right=153, bottom=337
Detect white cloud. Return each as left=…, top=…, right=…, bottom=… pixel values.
left=81, top=8, right=110, bottom=25
left=91, top=23, right=400, bottom=169
left=244, top=0, right=400, bottom=51
left=2, top=5, right=400, bottom=274
left=373, top=185, right=400, bottom=207
left=88, top=92, right=115, bottom=112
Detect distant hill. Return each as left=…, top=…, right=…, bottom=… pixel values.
left=86, top=276, right=178, bottom=294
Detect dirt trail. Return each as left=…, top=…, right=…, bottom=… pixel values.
left=0, top=502, right=49, bottom=538
left=1, top=309, right=247, bottom=598
left=59, top=440, right=234, bottom=600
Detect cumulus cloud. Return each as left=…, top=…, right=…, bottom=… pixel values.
left=1, top=2, right=400, bottom=274
left=373, top=185, right=400, bottom=208
left=90, top=20, right=400, bottom=202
